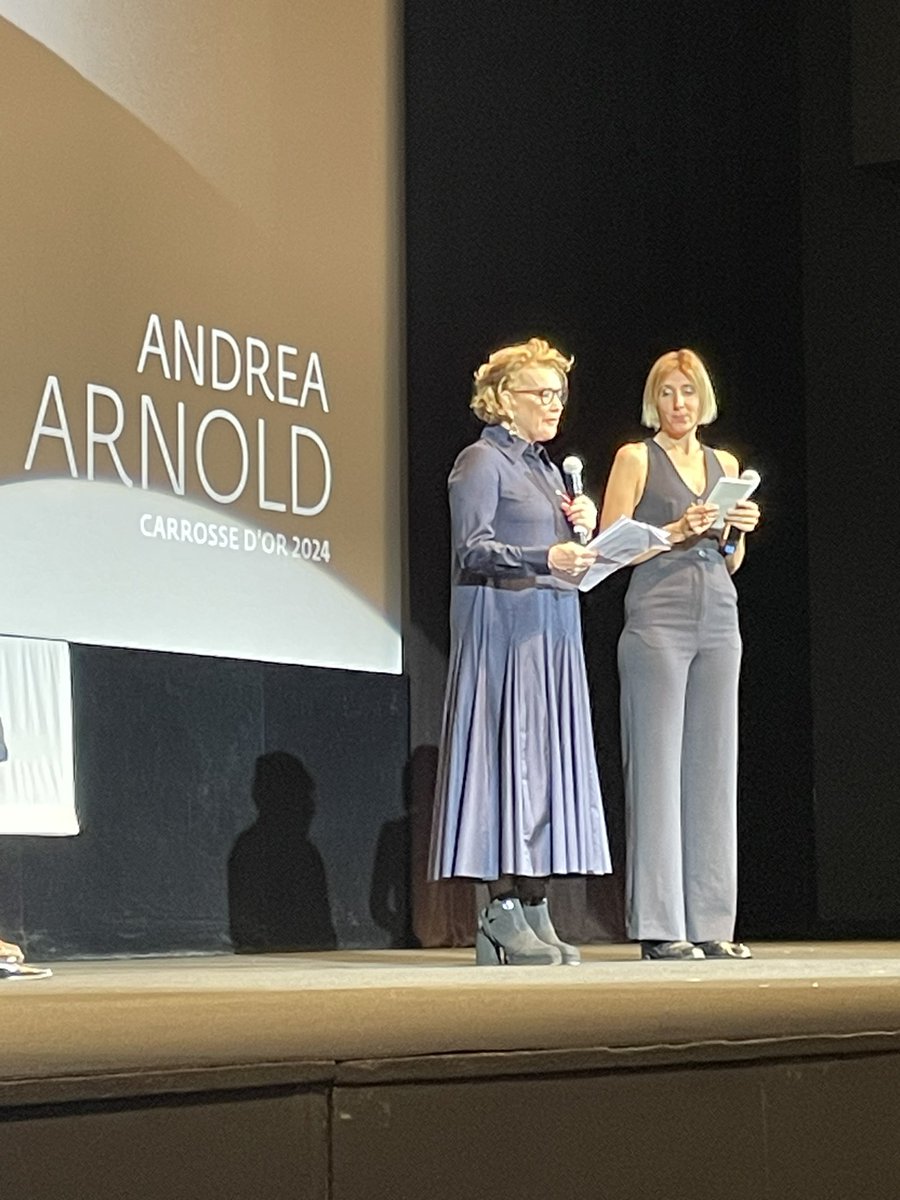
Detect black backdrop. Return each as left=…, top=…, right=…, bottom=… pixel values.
left=803, top=0, right=900, bottom=929
left=5, top=0, right=900, bottom=957
left=406, top=0, right=815, bottom=940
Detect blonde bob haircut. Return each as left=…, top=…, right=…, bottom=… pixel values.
left=471, top=337, right=573, bottom=426
left=641, top=348, right=718, bottom=430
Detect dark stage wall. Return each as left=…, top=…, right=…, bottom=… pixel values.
left=0, top=649, right=409, bottom=957
left=802, top=0, right=900, bottom=927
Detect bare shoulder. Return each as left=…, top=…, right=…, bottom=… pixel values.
left=712, top=447, right=740, bottom=478
left=601, top=440, right=648, bottom=525
left=613, top=440, right=649, bottom=470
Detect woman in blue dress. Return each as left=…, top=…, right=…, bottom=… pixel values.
left=428, top=338, right=611, bottom=966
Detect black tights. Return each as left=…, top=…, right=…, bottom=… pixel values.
left=487, top=875, right=548, bottom=905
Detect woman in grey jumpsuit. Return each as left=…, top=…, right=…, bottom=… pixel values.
left=600, top=349, right=760, bottom=961
left=429, top=338, right=611, bottom=966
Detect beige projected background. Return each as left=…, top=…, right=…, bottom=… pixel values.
left=0, top=1, right=402, bottom=672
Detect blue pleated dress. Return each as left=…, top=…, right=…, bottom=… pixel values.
left=428, top=424, right=611, bottom=881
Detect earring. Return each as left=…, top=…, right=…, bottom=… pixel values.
left=501, top=402, right=519, bottom=439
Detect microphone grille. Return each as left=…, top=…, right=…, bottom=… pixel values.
left=562, top=455, right=584, bottom=476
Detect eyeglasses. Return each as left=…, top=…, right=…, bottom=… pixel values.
left=509, top=388, right=568, bottom=408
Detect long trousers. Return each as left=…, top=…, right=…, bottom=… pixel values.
left=619, top=624, right=741, bottom=943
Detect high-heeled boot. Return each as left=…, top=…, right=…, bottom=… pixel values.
left=521, top=899, right=581, bottom=965
left=475, top=898, right=563, bottom=966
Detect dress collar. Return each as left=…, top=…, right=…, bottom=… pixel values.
left=481, top=423, right=551, bottom=466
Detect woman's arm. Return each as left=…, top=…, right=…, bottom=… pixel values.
left=449, top=446, right=548, bottom=575
left=599, top=443, right=647, bottom=529
left=713, top=449, right=760, bottom=573
left=449, top=446, right=595, bottom=579
left=448, top=446, right=570, bottom=575
left=600, top=443, right=666, bottom=565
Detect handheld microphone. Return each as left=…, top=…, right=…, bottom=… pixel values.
left=561, top=455, right=590, bottom=546
left=719, top=469, right=760, bottom=554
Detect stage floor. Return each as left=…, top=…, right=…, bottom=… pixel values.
left=4, top=941, right=900, bottom=1107
left=10, top=936, right=900, bottom=984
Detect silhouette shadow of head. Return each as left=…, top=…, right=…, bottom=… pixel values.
left=228, top=751, right=336, bottom=953
left=252, top=751, right=316, bottom=831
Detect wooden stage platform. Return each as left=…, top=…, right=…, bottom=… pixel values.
left=4, top=942, right=900, bottom=1199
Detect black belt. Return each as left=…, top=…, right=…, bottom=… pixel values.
left=457, top=571, right=539, bottom=590
left=455, top=571, right=575, bottom=592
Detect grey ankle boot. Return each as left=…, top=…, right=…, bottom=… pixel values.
left=521, top=899, right=581, bottom=965
left=476, top=898, right=563, bottom=966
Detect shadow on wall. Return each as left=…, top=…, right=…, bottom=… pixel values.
left=228, top=751, right=337, bottom=952
left=369, top=757, right=416, bottom=948
left=406, top=745, right=476, bottom=948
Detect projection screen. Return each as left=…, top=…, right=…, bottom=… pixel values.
left=0, top=1, right=402, bottom=673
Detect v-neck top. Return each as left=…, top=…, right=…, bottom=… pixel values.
left=633, top=438, right=725, bottom=550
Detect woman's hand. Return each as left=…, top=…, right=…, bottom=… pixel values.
left=548, top=541, right=598, bottom=578
left=724, top=499, right=760, bottom=533
left=560, top=494, right=598, bottom=539
left=677, top=502, right=720, bottom=540
left=0, top=938, right=24, bottom=963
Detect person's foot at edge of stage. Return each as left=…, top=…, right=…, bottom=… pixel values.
left=1, top=937, right=24, bottom=963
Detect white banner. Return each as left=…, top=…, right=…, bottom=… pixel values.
left=0, top=636, right=77, bottom=835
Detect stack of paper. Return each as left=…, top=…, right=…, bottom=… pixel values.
left=577, top=516, right=670, bottom=591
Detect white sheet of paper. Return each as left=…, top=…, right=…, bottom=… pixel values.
left=577, top=516, right=670, bottom=591
left=705, top=471, right=760, bottom=529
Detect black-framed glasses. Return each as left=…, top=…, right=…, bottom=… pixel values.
left=509, top=388, right=568, bottom=408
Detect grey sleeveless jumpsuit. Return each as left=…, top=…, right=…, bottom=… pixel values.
left=619, top=439, right=742, bottom=943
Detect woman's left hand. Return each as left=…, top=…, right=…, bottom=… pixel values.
left=561, top=494, right=598, bottom=539
left=725, top=499, right=760, bottom=533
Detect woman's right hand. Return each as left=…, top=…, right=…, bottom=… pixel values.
left=548, top=541, right=598, bottom=578
left=675, top=502, right=720, bottom=541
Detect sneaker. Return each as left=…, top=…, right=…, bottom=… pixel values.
left=640, top=940, right=705, bottom=961
left=0, top=962, right=53, bottom=980
left=694, top=940, right=752, bottom=959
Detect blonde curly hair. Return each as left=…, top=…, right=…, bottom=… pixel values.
left=470, top=337, right=573, bottom=425
left=641, top=348, right=718, bottom=429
